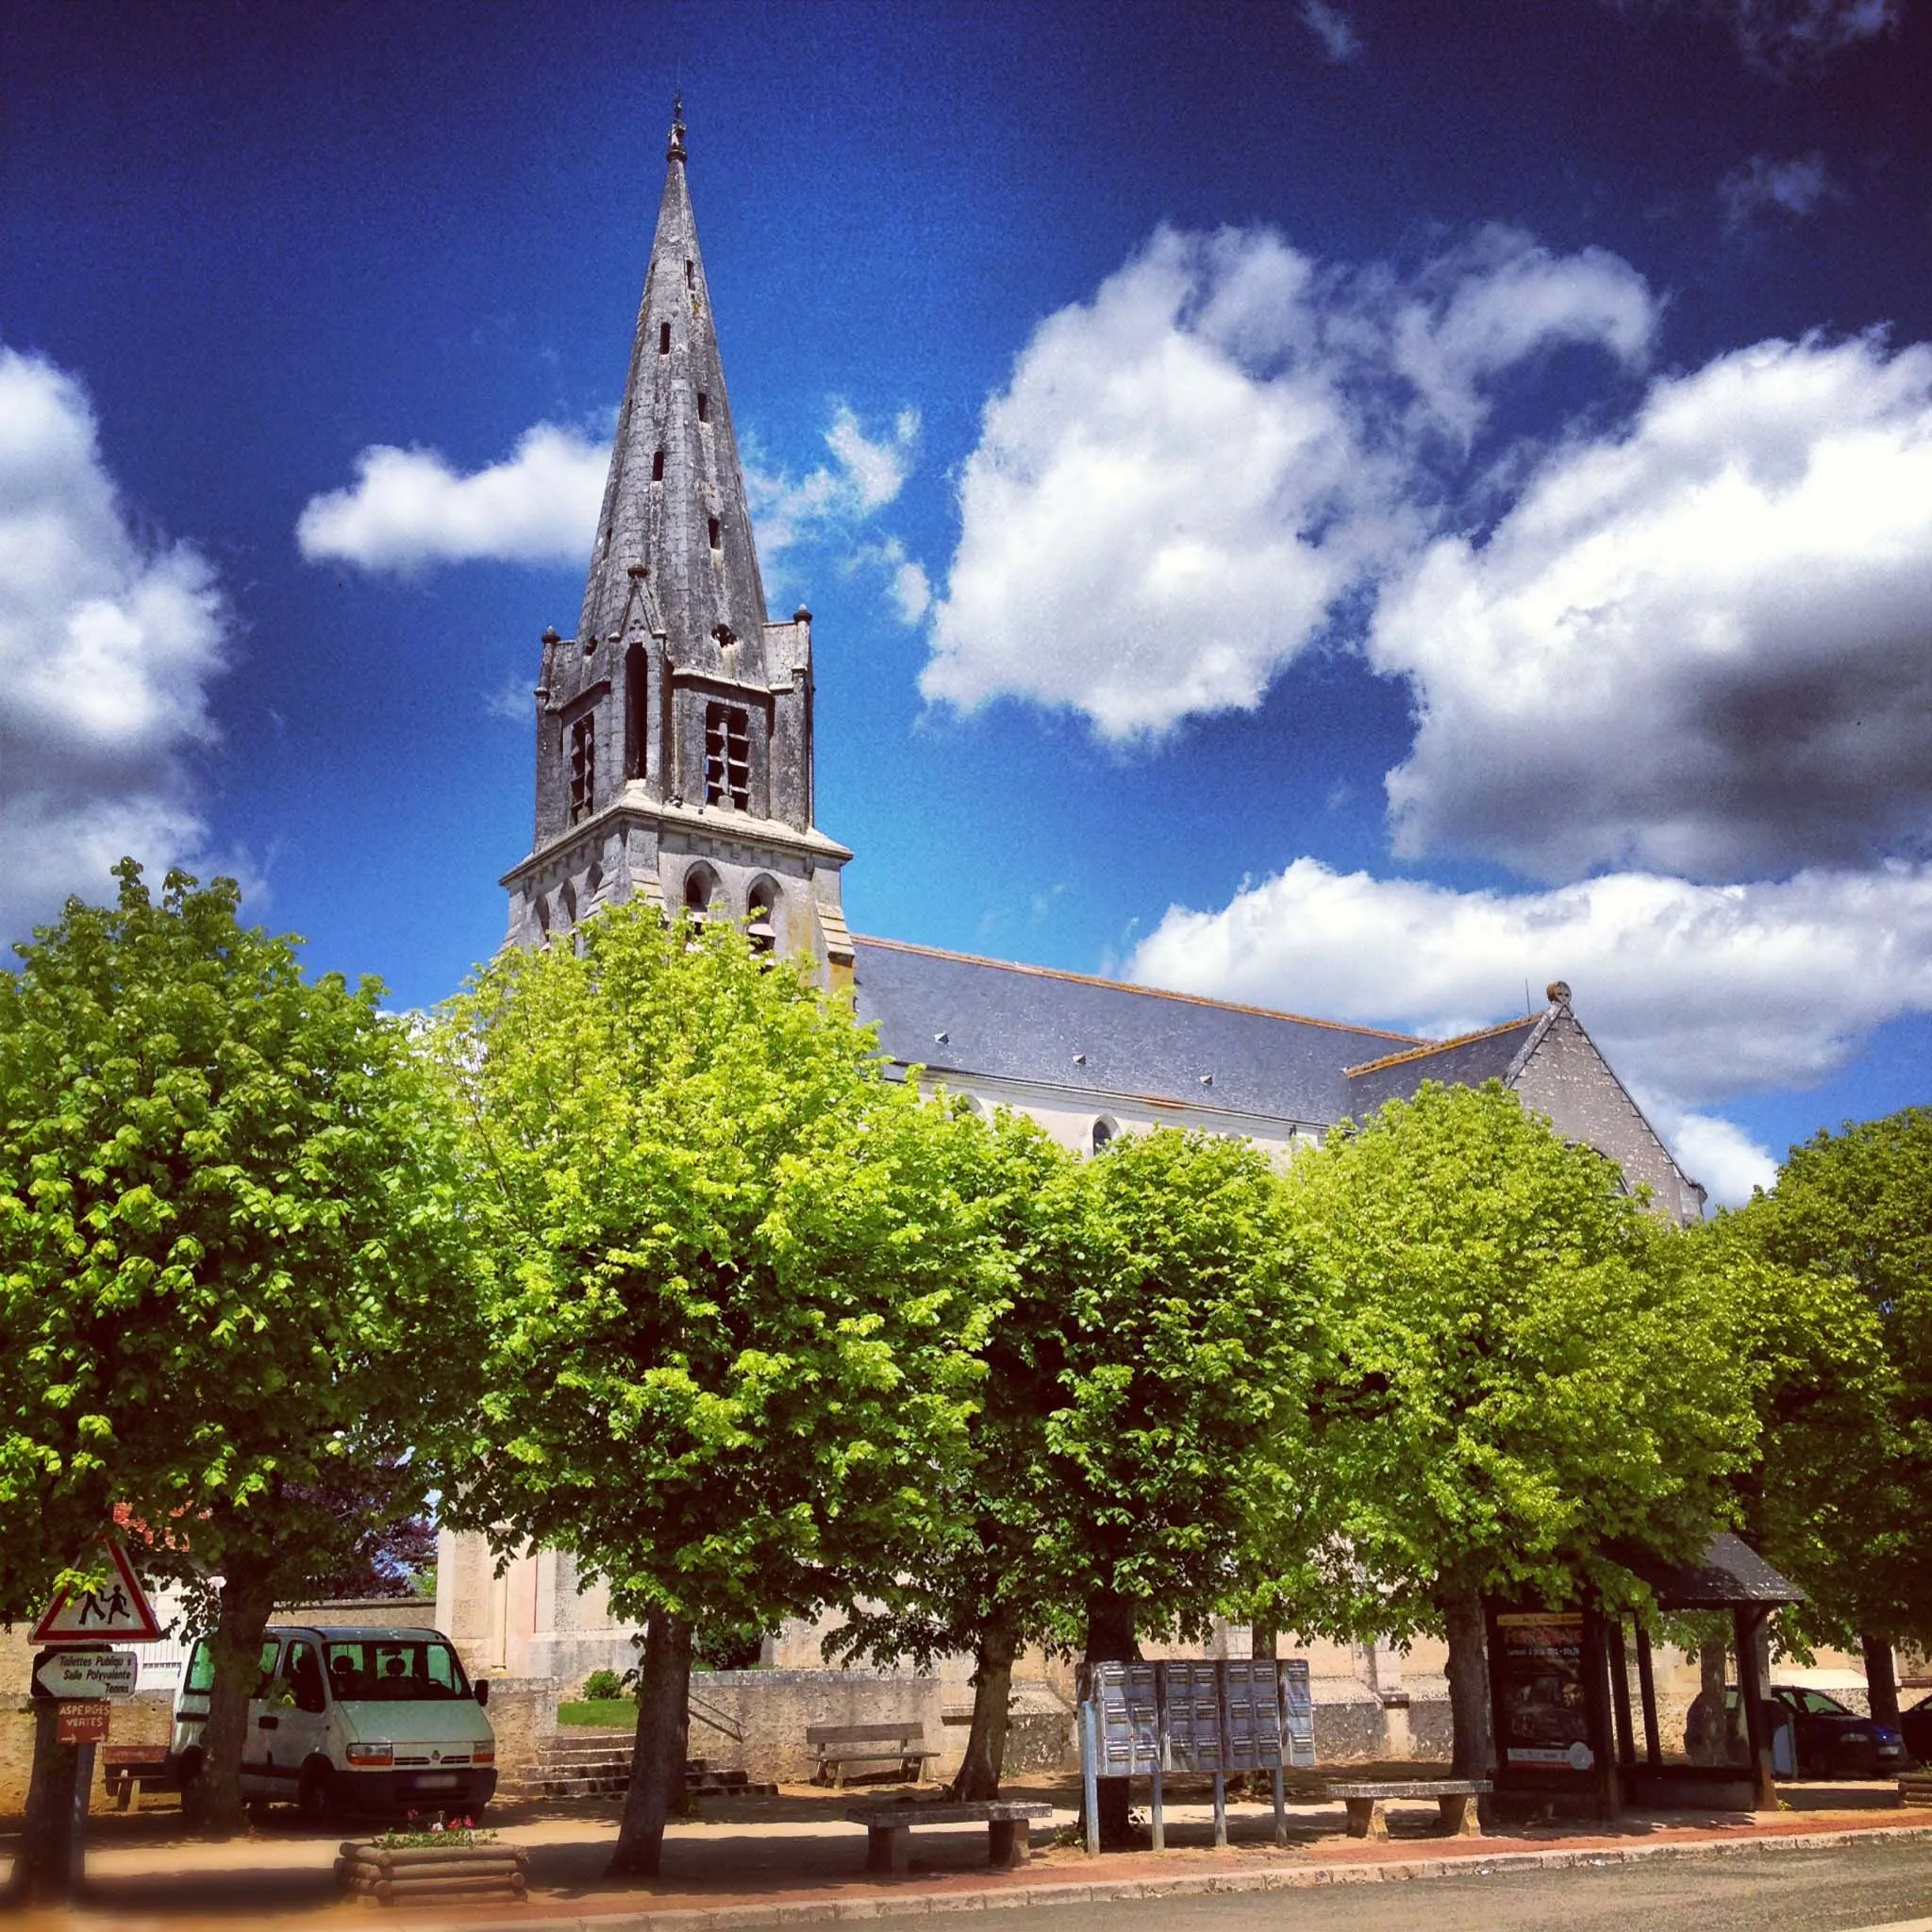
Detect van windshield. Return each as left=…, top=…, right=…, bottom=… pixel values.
left=323, top=1639, right=470, bottom=1703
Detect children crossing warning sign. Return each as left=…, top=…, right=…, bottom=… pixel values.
left=29, top=1541, right=163, bottom=1644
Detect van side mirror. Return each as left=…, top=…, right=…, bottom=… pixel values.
left=475, top=1679, right=490, bottom=1707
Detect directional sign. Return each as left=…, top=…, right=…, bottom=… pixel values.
left=55, top=1700, right=110, bottom=1746
left=30, top=1541, right=164, bottom=1645
left=33, top=1649, right=138, bottom=1700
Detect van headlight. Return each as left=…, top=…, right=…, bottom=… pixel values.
left=345, top=1743, right=394, bottom=1768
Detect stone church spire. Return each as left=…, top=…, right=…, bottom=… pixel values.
left=502, top=100, right=854, bottom=984
left=577, top=96, right=769, bottom=679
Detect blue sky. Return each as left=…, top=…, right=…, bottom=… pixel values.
left=4, top=0, right=1930, bottom=1201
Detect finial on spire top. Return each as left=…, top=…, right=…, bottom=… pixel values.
left=668, top=92, right=686, bottom=162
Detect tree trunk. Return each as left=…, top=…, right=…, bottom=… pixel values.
left=1251, top=1618, right=1277, bottom=1660
left=1083, top=1593, right=1139, bottom=1850
left=608, top=1609, right=691, bottom=1878
left=1862, top=1632, right=1901, bottom=1728
left=184, top=1563, right=277, bottom=1839
left=4, top=1705, right=87, bottom=1904
left=951, top=1615, right=1018, bottom=1801
left=1437, top=1581, right=1493, bottom=1779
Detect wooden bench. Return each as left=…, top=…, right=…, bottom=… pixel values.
left=101, top=1746, right=177, bottom=1811
left=846, top=1801, right=1053, bottom=1874
left=1319, top=1777, right=1491, bottom=1840
left=808, top=1722, right=938, bottom=1788
left=1900, top=1771, right=1932, bottom=1807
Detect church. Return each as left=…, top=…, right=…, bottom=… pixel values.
left=438, top=107, right=1707, bottom=1768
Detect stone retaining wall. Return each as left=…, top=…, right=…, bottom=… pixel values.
left=0, top=1690, right=174, bottom=1819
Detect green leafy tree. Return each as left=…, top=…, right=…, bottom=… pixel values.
left=845, top=1124, right=1320, bottom=1828
left=0, top=863, right=468, bottom=1839
left=1722, top=1108, right=1932, bottom=1723
left=428, top=901, right=1003, bottom=1877
left=825, top=1102, right=1078, bottom=1800
left=1283, top=1082, right=1756, bottom=1775
left=1022, top=1128, right=1316, bottom=1842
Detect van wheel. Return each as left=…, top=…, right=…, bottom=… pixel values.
left=296, top=1761, right=338, bottom=1828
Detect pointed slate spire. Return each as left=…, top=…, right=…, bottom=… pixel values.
left=577, top=99, right=769, bottom=676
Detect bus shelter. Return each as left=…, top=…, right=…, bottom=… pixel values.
left=1488, top=1533, right=1803, bottom=1818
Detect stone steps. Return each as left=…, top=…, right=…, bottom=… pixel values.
left=496, top=1739, right=774, bottom=1804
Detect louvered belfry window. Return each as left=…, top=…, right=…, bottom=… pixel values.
left=703, top=702, right=750, bottom=810
left=568, top=715, right=595, bottom=824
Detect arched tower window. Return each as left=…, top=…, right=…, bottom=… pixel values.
left=746, top=875, right=781, bottom=955
left=682, top=862, right=721, bottom=929
left=1091, top=1116, right=1118, bottom=1155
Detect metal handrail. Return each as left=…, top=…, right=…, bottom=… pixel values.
left=687, top=1688, right=746, bottom=1743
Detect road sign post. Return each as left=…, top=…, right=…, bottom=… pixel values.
left=7, top=1543, right=162, bottom=1907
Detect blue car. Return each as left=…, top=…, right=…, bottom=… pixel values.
left=1768, top=1687, right=1908, bottom=1779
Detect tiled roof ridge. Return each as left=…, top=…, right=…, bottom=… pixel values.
left=1344, top=1010, right=1541, bottom=1079
left=851, top=934, right=1425, bottom=1044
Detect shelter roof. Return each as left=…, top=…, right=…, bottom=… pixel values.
left=1609, top=1532, right=1806, bottom=1609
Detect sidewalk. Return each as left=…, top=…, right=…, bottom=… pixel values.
left=8, top=1774, right=1931, bottom=1931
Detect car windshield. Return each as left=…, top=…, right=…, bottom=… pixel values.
left=323, top=1639, right=470, bottom=1703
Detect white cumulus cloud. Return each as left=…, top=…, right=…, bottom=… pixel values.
left=295, top=423, right=609, bottom=573
left=0, top=344, right=232, bottom=942
left=922, top=224, right=1656, bottom=741
left=1129, top=858, right=1932, bottom=1124
left=1373, top=332, right=1932, bottom=881
left=748, top=404, right=920, bottom=562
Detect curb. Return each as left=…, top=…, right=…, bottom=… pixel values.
left=370, top=1820, right=1932, bottom=1931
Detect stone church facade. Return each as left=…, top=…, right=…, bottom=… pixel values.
left=437, top=108, right=1707, bottom=1768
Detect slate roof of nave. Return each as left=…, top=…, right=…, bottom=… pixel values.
left=1342, top=1013, right=1544, bottom=1116
left=851, top=936, right=1424, bottom=1127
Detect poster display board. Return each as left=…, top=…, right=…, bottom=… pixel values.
left=1491, top=1610, right=1596, bottom=1773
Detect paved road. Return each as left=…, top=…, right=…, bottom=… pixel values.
left=870, top=1840, right=1932, bottom=1931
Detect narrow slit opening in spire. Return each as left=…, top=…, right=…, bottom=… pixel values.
left=658, top=322, right=671, bottom=356
left=651, top=449, right=664, bottom=482
left=696, top=391, right=709, bottom=423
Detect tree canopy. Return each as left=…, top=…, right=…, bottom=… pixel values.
left=429, top=900, right=1008, bottom=1872
left=0, top=862, right=466, bottom=1833
left=1282, top=1081, right=1757, bottom=1772
left=1720, top=1108, right=1932, bottom=1713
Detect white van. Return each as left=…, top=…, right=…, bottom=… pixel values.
left=169, top=1624, right=497, bottom=1822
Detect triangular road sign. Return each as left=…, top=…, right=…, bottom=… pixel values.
left=30, top=1541, right=164, bottom=1644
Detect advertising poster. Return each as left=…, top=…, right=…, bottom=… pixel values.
left=1493, top=1611, right=1594, bottom=1772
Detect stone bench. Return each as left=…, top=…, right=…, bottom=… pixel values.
left=808, top=1722, right=938, bottom=1788
left=846, top=1801, right=1054, bottom=1874
left=1319, top=1777, right=1491, bottom=1840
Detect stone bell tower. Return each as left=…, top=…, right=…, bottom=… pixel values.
left=501, top=99, right=855, bottom=981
